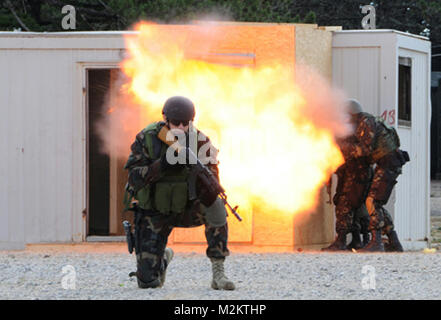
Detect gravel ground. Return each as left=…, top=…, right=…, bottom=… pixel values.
left=0, top=251, right=440, bottom=300
left=0, top=181, right=440, bottom=300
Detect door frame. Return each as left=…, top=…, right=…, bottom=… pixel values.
left=79, top=62, right=120, bottom=240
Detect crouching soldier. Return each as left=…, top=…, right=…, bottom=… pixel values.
left=339, top=99, right=410, bottom=252
left=123, top=96, right=235, bottom=290
left=322, top=142, right=372, bottom=251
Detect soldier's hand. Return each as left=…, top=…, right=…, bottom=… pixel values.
left=365, top=196, right=375, bottom=216
left=145, top=159, right=162, bottom=184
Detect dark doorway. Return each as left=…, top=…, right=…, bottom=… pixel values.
left=432, top=45, right=441, bottom=180
left=87, top=69, right=111, bottom=235
left=87, top=68, right=128, bottom=236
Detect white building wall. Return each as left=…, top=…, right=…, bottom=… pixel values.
left=332, top=30, right=431, bottom=249
left=395, top=44, right=431, bottom=246
left=0, top=33, right=125, bottom=248
left=332, top=46, right=381, bottom=115
left=0, top=31, right=431, bottom=248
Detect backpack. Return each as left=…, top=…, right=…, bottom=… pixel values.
left=371, top=117, right=400, bottom=161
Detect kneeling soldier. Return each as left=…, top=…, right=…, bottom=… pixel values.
left=123, top=96, right=235, bottom=290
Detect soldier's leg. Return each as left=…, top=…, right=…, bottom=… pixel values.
left=382, top=208, right=395, bottom=235
left=382, top=208, right=403, bottom=252
left=135, top=210, right=173, bottom=288
left=322, top=195, right=352, bottom=251
left=174, top=199, right=234, bottom=290
left=358, top=204, right=371, bottom=247
left=367, top=154, right=402, bottom=227
left=349, top=206, right=363, bottom=250
left=352, top=208, right=362, bottom=234
left=361, top=161, right=404, bottom=252
left=366, top=165, right=393, bottom=229
left=359, top=202, right=384, bottom=252
left=347, top=177, right=371, bottom=250
left=360, top=166, right=388, bottom=252
left=353, top=164, right=374, bottom=250
left=378, top=156, right=404, bottom=252
left=203, top=198, right=234, bottom=290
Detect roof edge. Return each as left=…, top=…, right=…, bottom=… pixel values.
left=333, top=29, right=429, bottom=41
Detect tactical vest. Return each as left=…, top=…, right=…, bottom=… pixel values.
left=134, top=121, right=194, bottom=214
left=371, top=117, right=400, bottom=162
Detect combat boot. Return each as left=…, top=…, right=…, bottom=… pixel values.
left=348, top=232, right=362, bottom=250
left=136, top=276, right=162, bottom=289
left=359, top=229, right=384, bottom=252
left=159, top=247, right=174, bottom=287
left=386, top=230, right=403, bottom=252
left=321, top=232, right=347, bottom=251
left=210, top=258, right=235, bottom=290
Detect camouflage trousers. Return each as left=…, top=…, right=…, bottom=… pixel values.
left=334, top=195, right=370, bottom=235
left=333, top=162, right=372, bottom=234
left=367, top=151, right=404, bottom=232
left=134, top=201, right=229, bottom=285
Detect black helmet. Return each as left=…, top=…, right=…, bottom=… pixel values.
left=162, top=96, right=195, bottom=121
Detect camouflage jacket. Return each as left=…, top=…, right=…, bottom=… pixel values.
left=339, top=112, right=377, bottom=163
left=124, top=122, right=219, bottom=195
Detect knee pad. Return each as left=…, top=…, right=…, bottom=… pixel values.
left=203, top=197, right=227, bottom=227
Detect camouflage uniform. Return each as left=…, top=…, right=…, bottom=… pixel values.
left=340, top=112, right=408, bottom=233
left=124, top=123, right=229, bottom=286
left=333, top=157, right=372, bottom=237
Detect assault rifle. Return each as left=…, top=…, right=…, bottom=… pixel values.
left=157, top=125, right=242, bottom=222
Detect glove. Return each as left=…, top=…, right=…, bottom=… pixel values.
left=198, top=185, right=219, bottom=207
left=196, top=174, right=219, bottom=207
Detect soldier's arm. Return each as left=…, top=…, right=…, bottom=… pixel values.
left=124, top=131, right=162, bottom=192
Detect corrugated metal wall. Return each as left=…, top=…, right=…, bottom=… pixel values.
left=0, top=35, right=124, bottom=246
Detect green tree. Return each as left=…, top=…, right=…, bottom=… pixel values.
left=0, top=0, right=440, bottom=45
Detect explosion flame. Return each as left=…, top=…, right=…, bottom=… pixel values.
left=116, top=22, right=349, bottom=224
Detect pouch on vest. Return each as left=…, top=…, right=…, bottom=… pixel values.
left=154, top=181, right=188, bottom=214
left=398, top=150, right=410, bottom=166
left=136, top=187, right=153, bottom=209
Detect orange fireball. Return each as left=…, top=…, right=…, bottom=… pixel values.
left=120, top=22, right=347, bottom=224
